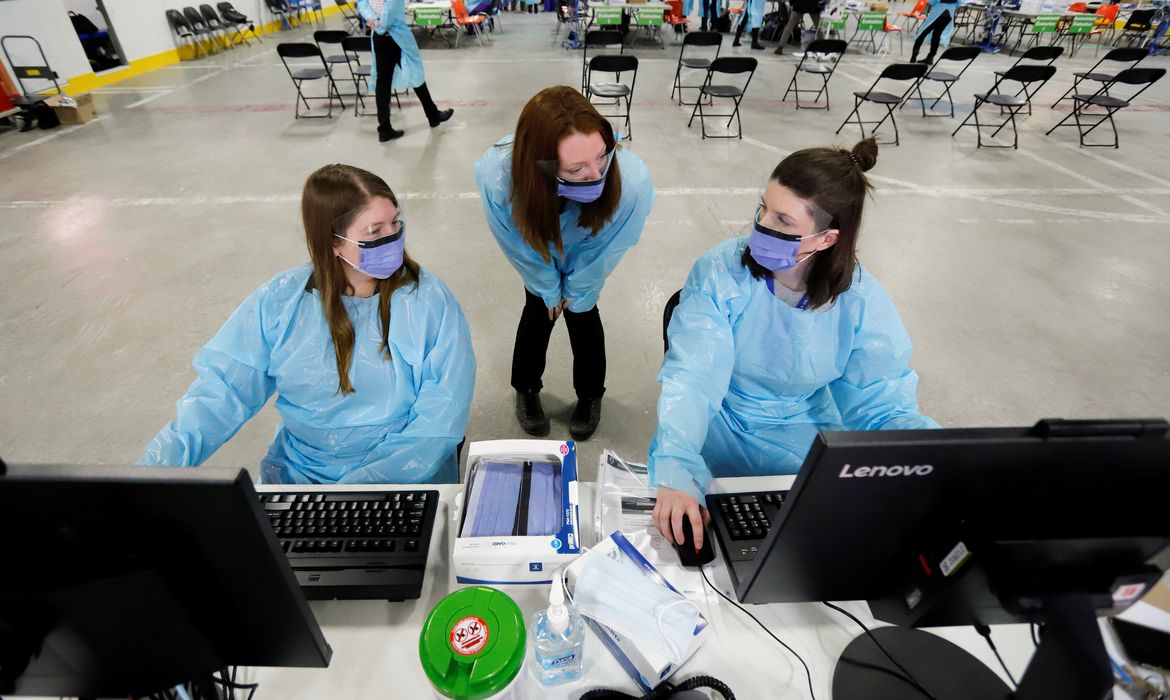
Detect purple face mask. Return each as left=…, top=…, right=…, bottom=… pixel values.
left=335, top=222, right=405, bottom=280
left=748, top=213, right=827, bottom=272
left=555, top=149, right=615, bottom=204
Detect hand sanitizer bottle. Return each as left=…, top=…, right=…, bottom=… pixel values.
left=532, top=572, right=585, bottom=686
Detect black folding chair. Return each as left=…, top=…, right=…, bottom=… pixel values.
left=342, top=36, right=380, bottom=116
left=586, top=55, right=638, bottom=139
left=581, top=31, right=624, bottom=94
left=198, top=4, right=233, bottom=49
left=1050, top=47, right=1145, bottom=107
left=953, top=64, right=1057, bottom=149
left=1046, top=67, right=1165, bottom=148
left=315, top=30, right=352, bottom=91
left=782, top=39, right=848, bottom=111
left=277, top=42, right=346, bottom=118
left=835, top=62, right=928, bottom=146
left=217, top=2, right=262, bottom=44
left=166, top=9, right=207, bottom=58
left=335, top=0, right=365, bottom=33
left=687, top=56, right=758, bottom=140
left=901, top=45, right=980, bottom=118
left=672, top=31, right=721, bottom=106
left=266, top=0, right=296, bottom=29
left=183, top=6, right=222, bottom=53
left=994, top=45, right=1063, bottom=116
left=1115, top=9, right=1154, bottom=48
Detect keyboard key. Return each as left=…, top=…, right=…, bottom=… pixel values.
left=405, top=540, right=419, bottom=552
left=753, top=528, right=765, bottom=538
left=313, top=494, right=324, bottom=503
left=730, top=528, right=742, bottom=538
left=740, top=495, right=759, bottom=504
left=727, top=496, right=739, bottom=505
left=404, top=493, right=415, bottom=502
left=410, top=501, right=426, bottom=511
left=418, top=493, right=428, bottom=502
left=269, top=494, right=283, bottom=503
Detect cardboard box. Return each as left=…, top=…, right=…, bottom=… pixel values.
left=452, top=439, right=582, bottom=587
left=45, top=93, right=96, bottom=124
left=565, top=532, right=710, bottom=692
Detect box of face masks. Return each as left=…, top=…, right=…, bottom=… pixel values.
left=564, top=532, right=709, bottom=692
left=452, top=439, right=582, bottom=587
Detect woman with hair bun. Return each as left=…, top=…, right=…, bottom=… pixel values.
left=647, top=138, right=938, bottom=551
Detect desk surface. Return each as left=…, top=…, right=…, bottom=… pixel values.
left=245, top=476, right=1037, bottom=699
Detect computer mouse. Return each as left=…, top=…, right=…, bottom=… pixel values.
left=672, top=516, right=715, bottom=568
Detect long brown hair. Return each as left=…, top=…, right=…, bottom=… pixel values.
left=743, top=138, right=879, bottom=309
left=510, top=85, right=622, bottom=263
left=302, top=164, right=420, bottom=395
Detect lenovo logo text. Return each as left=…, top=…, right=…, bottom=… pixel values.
left=838, top=463, right=934, bottom=478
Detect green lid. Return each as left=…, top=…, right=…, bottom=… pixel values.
left=419, top=587, right=527, bottom=700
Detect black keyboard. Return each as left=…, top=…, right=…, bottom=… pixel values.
left=259, top=490, right=439, bottom=601
left=706, top=490, right=788, bottom=564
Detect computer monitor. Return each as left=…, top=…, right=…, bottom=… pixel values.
left=735, top=419, right=1170, bottom=700
left=0, top=462, right=332, bottom=698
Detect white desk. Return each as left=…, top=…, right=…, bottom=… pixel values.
left=249, top=476, right=1035, bottom=698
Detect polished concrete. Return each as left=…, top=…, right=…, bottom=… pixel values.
left=1, top=12, right=1168, bottom=482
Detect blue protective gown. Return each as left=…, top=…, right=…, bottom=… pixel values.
left=138, top=265, right=476, bottom=485
left=914, top=0, right=960, bottom=48
left=357, top=0, right=426, bottom=91
left=648, top=238, right=939, bottom=501
left=744, top=0, right=765, bottom=30
left=474, top=136, right=655, bottom=313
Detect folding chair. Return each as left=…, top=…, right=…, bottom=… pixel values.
left=334, top=0, right=365, bottom=33
left=484, top=0, right=503, bottom=33
left=995, top=45, right=1063, bottom=115
left=266, top=0, right=296, bottom=29
left=342, top=36, right=401, bottom=116
left=582, top=30, right=624, bottom=94
left=165, top=10, right=206, bottom=58
left=296, top=0, right=326, bottom=25
left=952, top=64, right=1056, bottom=149
left=217, top=2, right=262, bottom=44
left=896, top=0, right=929, bottom=35
left=1050, top=47, right=1145, bottom=107
left=672, top=31, right=721, bottom=106
left=314, top=30, right=353, bottom=98
left=835, top=62, right=927, bottom=146
left=183, top=6, right=222, bottom=54
left=1115, top=9, right=1154, bottom=48
left=687, top=56, right=758, bottom=140
left=1089, top=3, right=1120, bottom=55
left=451, top=0, right=488, bottom=47
left=198, top=4, right=233, bottom=50
left=585, top=55, right=638, bottom=138
left=277, top=42, right=346, bottom=118
left=1046, top=67, right=1165, bottom=148
left=902, top=45, right=981, bottom=117
left=782, top=39, right=848, bottom=110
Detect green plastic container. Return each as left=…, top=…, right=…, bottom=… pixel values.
left=419, top=587, right=527, bottom=700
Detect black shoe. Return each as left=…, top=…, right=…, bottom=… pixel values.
left=378, top=128, right=405, bottom=142
left=569, top=397, right=602, bottom=441
left=732, top=39, right=742, bottom=46
left=515, top=390, right=550, bottom=437
left=428, top=108, right=454, bottom=128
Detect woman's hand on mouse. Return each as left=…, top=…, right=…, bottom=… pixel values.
left=653, top=486, right=711, bottom=551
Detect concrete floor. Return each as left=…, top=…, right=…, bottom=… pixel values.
left=1, top=13, right=1168, bottom=483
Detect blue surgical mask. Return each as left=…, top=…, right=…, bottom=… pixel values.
left=572, top=546, right=702, bottom=664
left=748, top=210, right=826, bottom=272
left=335, top=221, right=405, bottom=280
left=555, top=149, right=615, bottom=204
left=461, top=461, right=562, bottom=538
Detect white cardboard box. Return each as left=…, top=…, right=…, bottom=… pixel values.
left=565, top=532, right=710, bottom=692
left=452, top=439, right=582, bottom=587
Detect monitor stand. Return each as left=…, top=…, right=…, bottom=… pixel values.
left=832, top=627, right=1011, bottom=700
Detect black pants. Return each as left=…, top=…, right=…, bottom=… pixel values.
left=911, top=11, right=951, bottom=61
left=700, top=0, right=719, bottom=29
left=511, top=288, right=606, bottom=400
left=372, top=32, right=440, bottom=133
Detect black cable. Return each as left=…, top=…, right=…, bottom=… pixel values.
left=1029, top=622, right=1039, bottom=648
left=820, top=601, right=939, bottom=700
left=579, top=674, right=736, bottom=699
left=975, top=624, right=1017, bottom=689
left=699, top=567, right=816, bottom=700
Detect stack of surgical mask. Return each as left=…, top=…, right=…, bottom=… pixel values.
left=460, top=459, right=563, bottom=538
